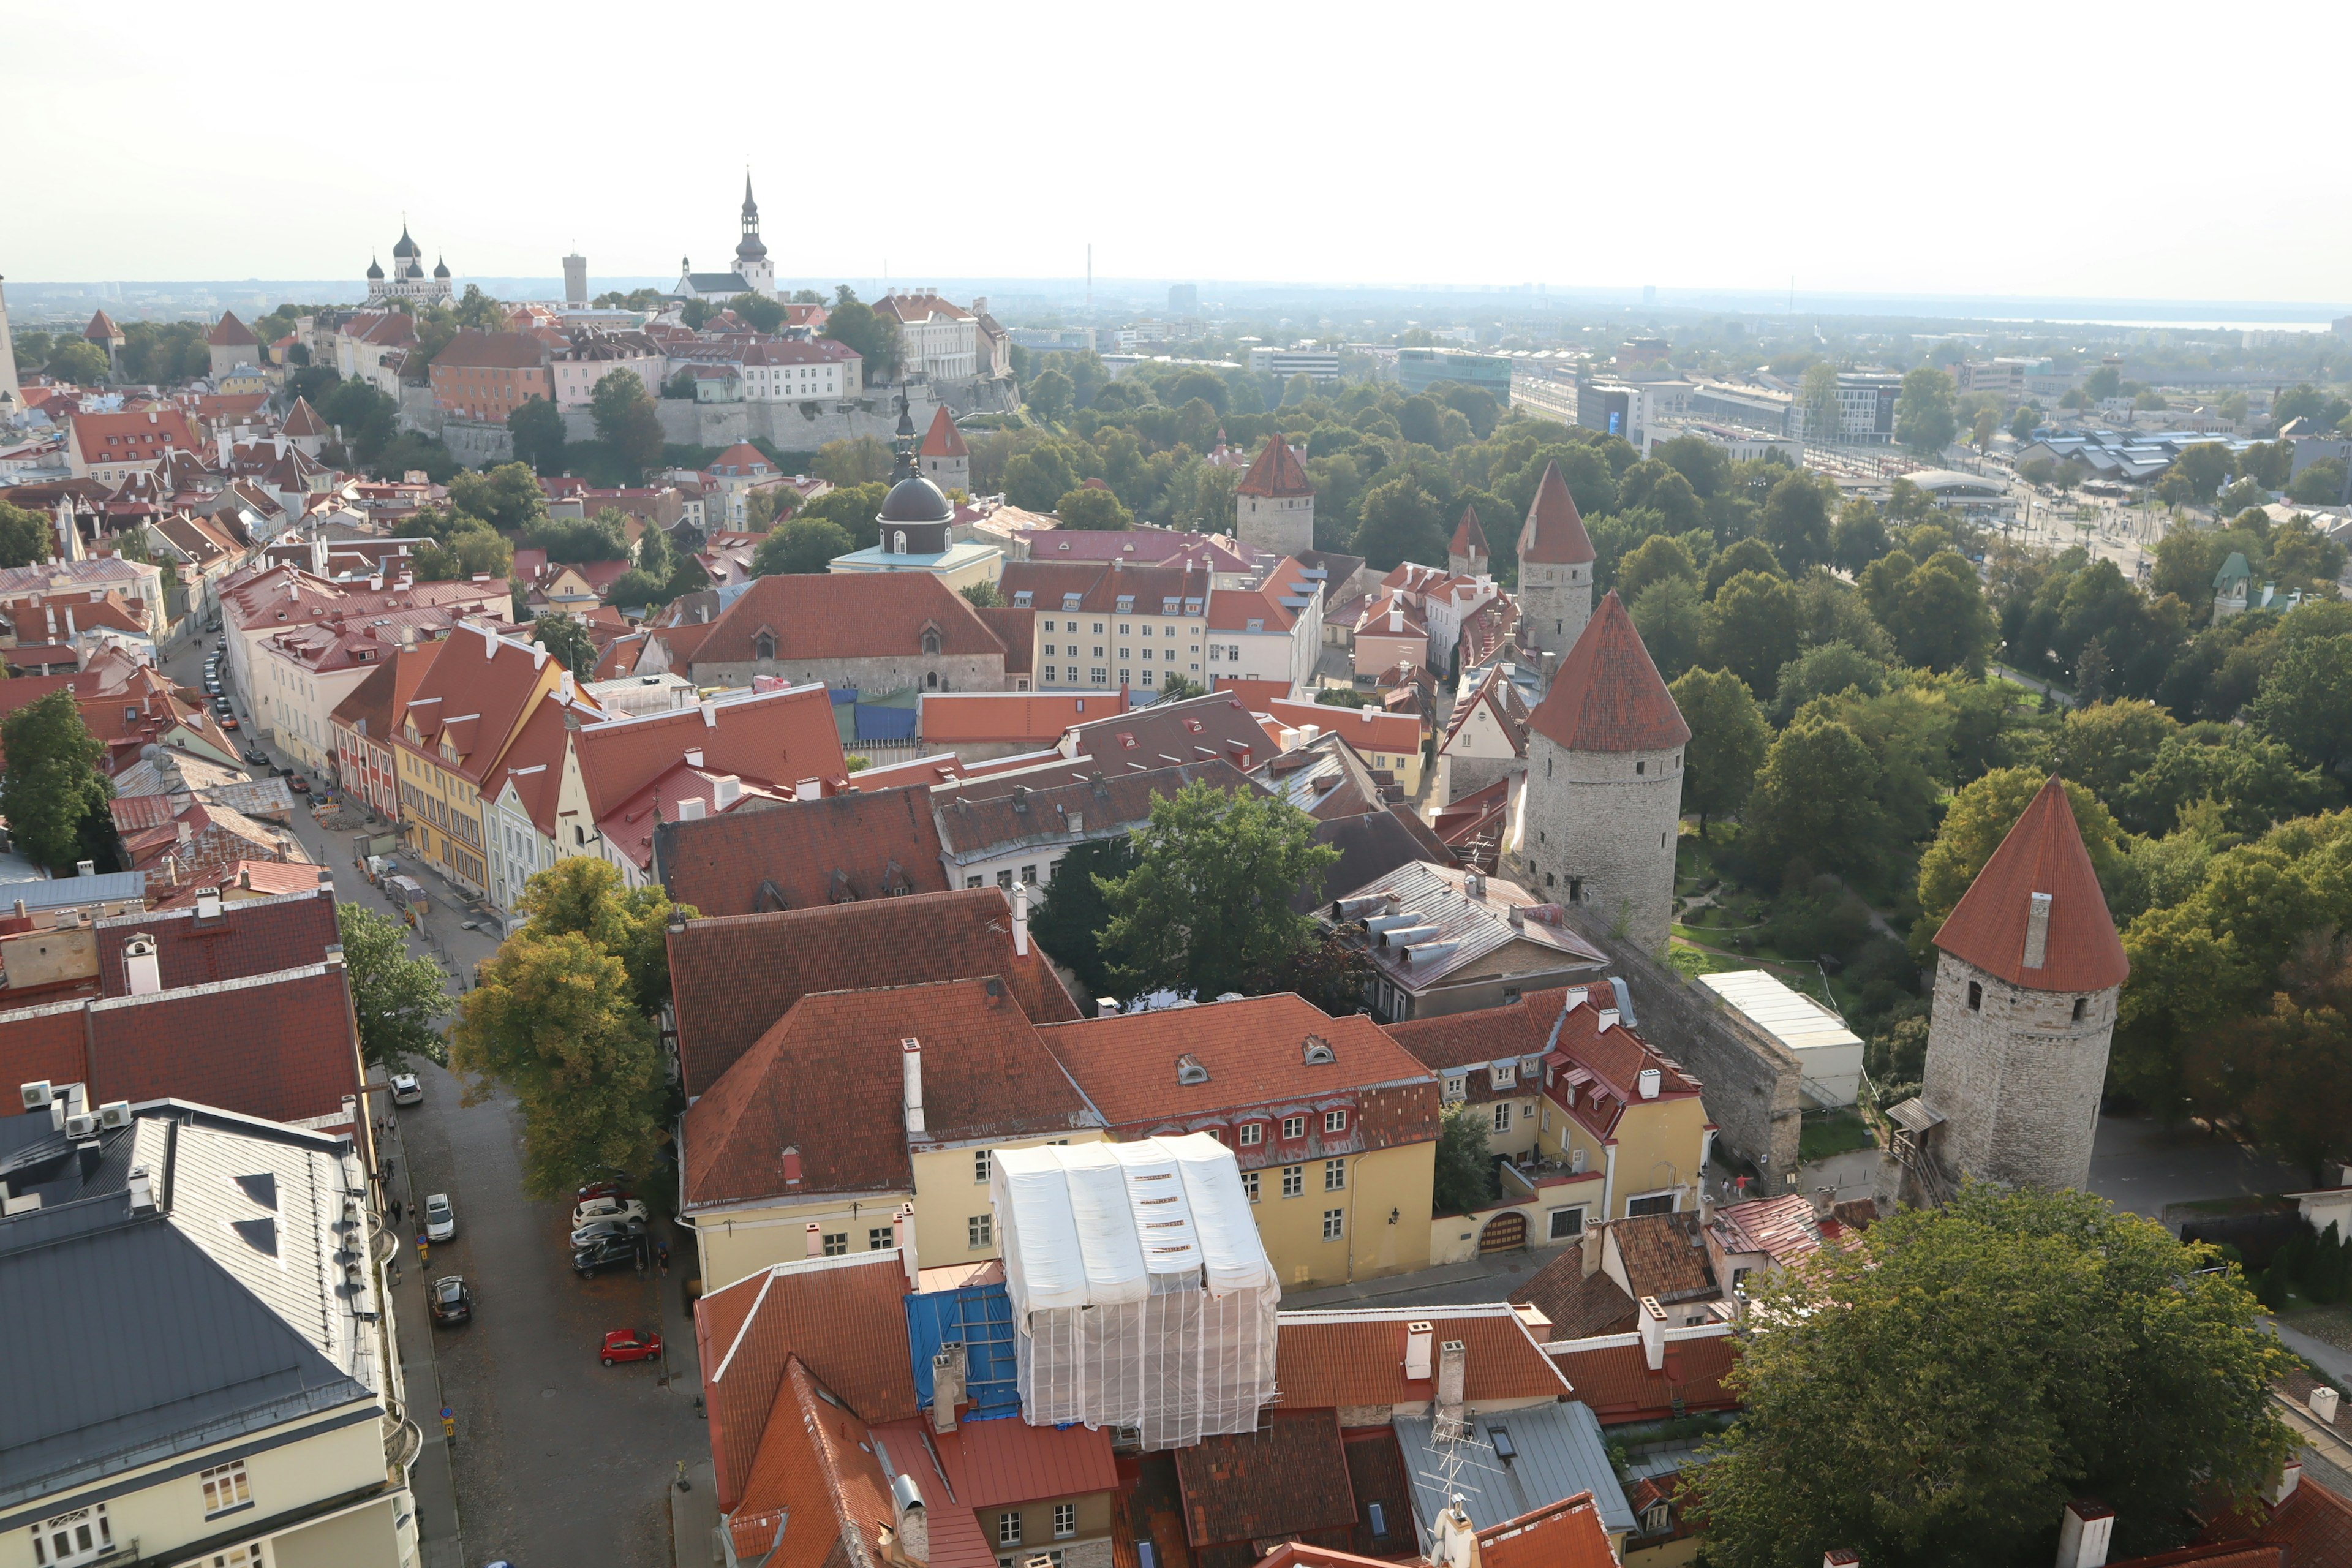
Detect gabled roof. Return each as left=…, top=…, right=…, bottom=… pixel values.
left=92, top=889, right=340, bottom=993
left=1932, top=775, right=2128, bottom=992
left=84, top=309, right=121, bottom=342
left=1518, top=459, right=1596, bottom=565
left=1510, top=1243, right=1640, bottom=1340
left=1273, top=1303, right=1575, bottom=1408
left=1548, top=1332, right=1739, bottom=1425
left=683, top=978, right=1100, bottom=1210
left=936, top=758, right=1261, bottom=863
left=694, top=573, right=1007, bottom=665
left=666, top=888, right=1082, bottom=1097
left=1526, top=591, right=1689, bottom=753
left=1064, top=692, right=1270, bottom=774
left=429, top=330, right=548, bottom=370
left=654, top=783, right=951, bottom=925
left=574, top=683, right=846, bottom=824
left=1452, top=503, right=1490, bottom=558
left=394, top=624, right=557, bottom=786
left=1209, top=557, right=1318, bottom=634
left=328, top=640, right=443, bottom=741
left=921, top=404, right=970, bottom=458
left=1476, top=1493, right=1621, bottom=1568
left=1175, top=1411, right=1359, bottom=1547
left=1265, top=698, right=1419, bottom=758
left=1238, top=434, right=1314, bottom=499
left=920, top=691, right=1126, bottom=749
left=205, top=311, right=258, bottom=347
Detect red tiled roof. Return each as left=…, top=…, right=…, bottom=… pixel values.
left=696, top=1253, right=920, bottom=1510
left=1237, top=435, right=1314, bottom=499
left=575, top=684, right=847, bottom=826
left=1509, top=1243, right=1638, bottom=1340
left=921, top=691, right=1126, bottom=748
left=1207, top=557, right=1315, bottom=635
left=682, top=978, right=1098, bottom=1209
left=1210, top=677, right=1295, bottom=710
left=667, top=888, right=1082, bottom=1097
left=0, top=1003, right=90, bottom=1101
left=206, top=311, right=258, bottom=347
left=92, top=890, right=340, bottom=994
left=71, top=408, right=202, bottom=467
left=1450, top=504, right=1490, bottom=559
left=396, top=624, right=557, bottom=786
left=654, top=784, right=951, bottom=924
left=1064, top=692, right=1269, bottom=773
left=693, top=573, right=1008, bottom=665
left=927, top=1413, right=1118, bottom=1507
left=329, top=641, right=442, bottom=741
left=1264, top=699, right=1419, bottom=758
left=2199, top=1474, right=2352, bottom=1568
left=1476, top=1494, right=1619, bottom=1568
left=1175, top=1411, right=1359, bottom=1546
left=2110, top=1546, right=2283, bottom=1568
left=1549, top=1333, right=1739, bottom=1423
left=1526, top=592, right=1689, bottom=753
left=85, top=310, right=121, bottom=342
left=725, top=1357, right=884, bottom=1568
left=1604, top=1212, right=1718, bottom=1301
left=429, top=330, right=548, bottom=370
left=1274, top=1306, right=1574, bottom=1408
left=279, top=395, right=327, bottom=437
left=1517, top=460, right=1596, bottom=566
left=921, top=405, right=970, bottom=459
left=972, top=605, right=1034, bottom=674
left=1932, top=775, right=2128, bottom=992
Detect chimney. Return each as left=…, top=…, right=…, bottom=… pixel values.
left=887, top=1474, right=929, bottom=1568
left=1637, top=1067, right=1660, bottom=1099
left=195, top=889, right=222, bottom=919
left=805, top=1221, right=823, bottom=1257
left=931, top=1340, right=967, bottom=1433
left=1012, top=881, right=1030, bottom=957
left=1435, top=1339, right=1467, bottom=1429
left=1507, top=902, right=1523, bottom=930
left=684, top=747, right=704, bottom=769
left=894, top=1202, right=918, bottom=1287
left=713, top=775, right=741, bottom=809
left=75, top=859, right=95, bottom=878
left=2265, top=1462, right=2302, bottom=1507
left=2311, top=1385, right=2340, bottom=1425
left=794, top=778, right=821, bottom=801
left=1404, top=1321, right=1434, bottom=1381
left=126, top=1164, right=156, bottom=1214
left=902, top=1036, right=925, bottom=1134
left=675, top=797, right=706, bottom=821
left=1825, top=1555, right=1861, bottom=1568
left=2024, top=890, right=2054, bottom=970
left=1698, top=1188, right=1717, bottom=1228
left=1464, top=870, right=1485, bottom=900
left=1431, top=1498, right=1481, bottom=1568
left=123, top=935, right=161, bottom=997
left=1097, top=997, right=1120, bottom=1019
left=1597, top=1008, right=1619, bottom=1032
left=2056, top=1502, right=2114, bottom=1568
left=1638, top=1295, right=1667, bottom=1370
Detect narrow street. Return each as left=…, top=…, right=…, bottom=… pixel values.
left=172, top=631, right=706, bottom=1568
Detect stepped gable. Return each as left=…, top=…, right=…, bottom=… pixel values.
left=1238, top=433, right=1313, bottom=498
left=1932, top=775, right=2128, bottom=992
left=1517, top=459, right=1595, bottom=565
left=1525, top=591, right=1688, bottom=753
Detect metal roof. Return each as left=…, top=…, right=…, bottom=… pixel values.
left=1329, top=861, right=1607, bottom=992
left=1395, top=1399, right=1635, bottom=1539
left=1697, top=970, right=1861, bottom=1055
left=0, top=870, right=146, bottom=911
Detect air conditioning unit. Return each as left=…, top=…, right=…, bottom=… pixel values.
left=20, top=1080, right=53, bottom=1110
left=98, top=1102, right=133, bottom=1130
left=64, top=1112, right=99, bottom=1138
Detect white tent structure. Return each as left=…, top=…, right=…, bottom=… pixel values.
left=990, top=1134, right=1279, bottom=1450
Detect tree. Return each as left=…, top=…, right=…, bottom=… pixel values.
left=1760, top=472, right=1835, bottom=571
left=512, top=857, right=688, bottom=1016
left=447, top=461, right=547, bottom=533
left=1882, top=551, right=1999, bottom=676
left=1894, top=365, right=1958, bottom=456
left=2085, top=365, right=2123, bottom=402
left=1617, top=533, right=1699, bottom=602
left=2250, top=632, right=2352, bottom=770
left=1028, top=838, right=1137, bottom=1002
left=0, top=500, right=54, bottom=569
left=1771, top=640, right=1887, bottom=723
left=1616, top=461, right=1704, bottom=532
left=1800, top=361, right=1842, bottom=444
left=2194, top=930, right=2352, bottom=1185
left=0, top=690, right=111, bottom=871
left=1743, top=713, right=1889, bottom=881
left=1352, top=475, right=1446, bottom=570
left=1026, top=368, right=1076, bottom=420
left=1056, top=486, right=1134, bottom=531
left=532, top=612, right=597, bottom=674
left=1697, top=1185, right=2293, bottom=1568
left=588, top=369, right=663, bottom=473
left=752, top=516, right=854, bottom=575
left=1704, top=570, right=1803, bottom=696
left=1971, top=405, right=1999, bottom=451
left=46, top=339, right=109, bottom=384
left=1706, top=537, right=1784, bottom=595
left=1831, top=499, right=1890, bottom=575
left=508, top=395, right=567, bottom=475
left=2287, top=459, right=2348, bottom=507
left=337, top=903, right=450, bottom=1071
left=1669, top=668, right=1768, bottom=835
left=2008, top=404, right=2041, bottom=442
left=413, top=521, right=513, bottom=582
left=1916, top=770, right=2125, bottom=951
left=813, top=435, right=892, bottom=486
left=1096, top=780, right=1339, bottom=1002
left=1430, top=1100, right=1496, bottom=1215
left=822, top=292, right=899, bottom=384
left=726, top=293, right=786, bottom=334
left=960, top=579, right=1005, bottom=608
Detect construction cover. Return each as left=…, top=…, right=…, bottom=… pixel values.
left=990, top=1134, right=1278, bottom=1449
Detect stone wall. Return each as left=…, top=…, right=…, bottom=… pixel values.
left=1513, top=736, right=1682, bottom=952
left=559, top=375, right=1014, bottom=459
left=1555, top=902, right=1805, bottom=1178
left=1918, top=954, right=2116, bottom=1191
left=1515, top=557, right=1590, bottom=663
left=1438, top=752, right=1522, bottom=807
left=441, top=418, right=514, bottom=467
left=693, top=652, right=1009, bottom=695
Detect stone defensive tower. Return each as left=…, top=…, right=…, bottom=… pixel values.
left=1515, top=459, right=1594, bottom=674
left=1449, top=503, right=1489, bottom=577
left=1509, top=590, right=1688, bottom=952
left=1903, top=777, right=2128, bottom=1194
left=919, top=405, right=970, bottom=497
left=1235, top=434, right=1314, bottom=557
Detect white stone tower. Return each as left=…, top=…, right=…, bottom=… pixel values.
left=735, top=175, right=775, bottom=301
left=1515, top=458, right=1594, bottom=673
left=1909, top=777, right=2128, bottom=1193
left=1235, top=434, right=1314, bottom=557
left=1507, top=590, right=1687, bottom=952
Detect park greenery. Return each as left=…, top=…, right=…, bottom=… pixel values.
left=0, top=690, right=113, bottom=872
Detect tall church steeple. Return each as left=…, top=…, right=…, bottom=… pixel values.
left=734, top=172, right=775, bottom=300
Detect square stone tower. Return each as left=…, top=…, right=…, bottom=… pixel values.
left=1909, top=777, right=2128, bottom=1193
left=919, top=405, right=971, bottom=497
left=1235, top=434, right=1314, bottom=558
left=1507, top=590, right=1689, bottom=952
left=1515, top=459, right=1594, bottom=674
left=1448, top=503, right=1489, bottom=577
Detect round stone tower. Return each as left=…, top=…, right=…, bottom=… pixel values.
left=1508, top=590, right=1688, bottom=952
left=1235, top=434, right=1314, bottom=558
left=1913, top=777, right=2128, bottom=1193
left=1514, top=459, right=1594, bottom=675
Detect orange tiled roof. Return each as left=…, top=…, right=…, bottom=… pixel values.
left=1238, top=435, right=1314, bottom=499
left=1509, top=1243, right=1638, bottom=1340
left=921, top=404, right=970, bottom=458
left=1526, top=592, right=1689, bottom=753
left=1477, top=1493, right=1619, bottom=1568
left=1549, top=1333, right=1738, bottom=1424
left=1273, top=1305, right=1574, bottom=1408
left=1175, top=1411, right=1359, bottom=1547
left=1932, top=775, right=2128, bottom=992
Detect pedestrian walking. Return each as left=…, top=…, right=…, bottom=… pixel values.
left=657, top=1242, right=671, bottom=1278
left=390, top=1198, right=404, bottom=1227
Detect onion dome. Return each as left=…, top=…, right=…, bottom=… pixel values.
left=879, top=473, right=953, bottom=525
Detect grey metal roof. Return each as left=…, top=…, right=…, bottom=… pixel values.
left=1395, top=1400, right=1635, bottom=1539
left=0, top=1104, right=379, bottom=1509
left=0, top=871, right=146, bottom=911
left=1329, top=860, right=1608, bottom=990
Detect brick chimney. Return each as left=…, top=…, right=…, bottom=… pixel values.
left=1434, top=1338, right=1466, bottom=1430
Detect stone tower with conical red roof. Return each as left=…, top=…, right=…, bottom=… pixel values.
left=918, top=404, right=969, bottom=496
left=1235, top=433, right=1314, bottom=557
left=1515, top=459, right=1596, bottom=676
left=1508, top=589, right=1689, bottom=951
left=1909, top=777, right=2128, bottom=1194
left=1449, top=503, right=1489, bottom=576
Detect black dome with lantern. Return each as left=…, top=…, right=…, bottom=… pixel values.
left=874, top=390, right=954, bottom=553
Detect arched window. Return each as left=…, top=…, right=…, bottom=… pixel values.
left=753, top=631, right=775, bottom=662
left=893, top=530, right=908, bottom=554
left=927, top=671, right=939, bottom=690
left=922, top=628, right=941, bottom=655
left=2071, top=997, right=2087, bottom=1022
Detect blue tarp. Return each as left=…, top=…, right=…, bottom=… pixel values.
left=829, top=688, right=860, bottom=706
left=904, top=1279, right=1022, bottom=1421
left=853, top=704, right=919, bottom=743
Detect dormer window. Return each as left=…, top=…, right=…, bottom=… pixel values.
left=1302, top=1035, right=1335, bottom=1065
left=1491, top=1063, right=1516, bottom=1089
left=753, top=630, right=775, bottom=662
left=921, top=627, right=941, bottom=655
left=1238, top=1121, right=1264, bottom=1146
left=1175, top=1054, right=1210, bottom=1086
left=1281, top=1115, right=1307, bottom=1140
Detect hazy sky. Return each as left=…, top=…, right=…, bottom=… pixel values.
left=10, top=0, right=2350, bottom=304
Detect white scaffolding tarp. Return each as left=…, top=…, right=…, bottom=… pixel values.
left=991, top=1134, right=1279, bottom=1449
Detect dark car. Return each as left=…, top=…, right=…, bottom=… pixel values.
left=429, top=1275, right=473, bottom=1325
left=569, top=1216, right=647, bottom=1249
left=572, top=1232, right=643, bottom=1278
left=242, top=749, right=268, bottom=766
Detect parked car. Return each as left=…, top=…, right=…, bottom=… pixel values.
left=572, top=1232, right=641, bottom=1277
left=575, top=1180, right=633, bottom=1205
left=390, top=1073, right=423, bottom=1107
left=219, top=717, right=239, bottom=731
left=570, top=1196, right=649, bottom=1232
left=288, top=777, right=311, bottom=793
left=423, top=1192, right=456, bottom=1242
left=429, top=1276, right=473, bottom=1325
left=211, top=699, right=233, bottom=715
left=599, top=1329, right=662, bottom=1366
left=242, top=749, right=268, bottom=767
left=569, top=1215, right=647, bottom=1249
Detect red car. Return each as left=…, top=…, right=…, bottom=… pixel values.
left=576, top=1180, right=633, bottom=1205
left=220, top=717, right=240, bottom=731
left=600, top=1329, right=662, bottom=1366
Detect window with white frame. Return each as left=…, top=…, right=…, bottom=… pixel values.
left=974, top=1148, right=991, bottom=1183
left=1325, top=1158, right=1346, bottom=1191
left=1490, top=1062, right=1516, bottom=1089
left=1242, top=1169, right=1260, bottom=1202
left=1238, top=1122, right=1264, bottom=1146
left=1054, top=1503, right=1077, bottom=1539
left=1281, top=1114, right=1306, bottom=1140
left=1442, top=1074, right=1466, bottom=1101
left=1323, top=1109, right=1348, bottom=1133
left=998, top=1512, right=1022, bottom=1546
left=1281, top=1165, right=1303, bottom=1197
left=30, top=1504, right=113, bottom=1567
left=1323, top=1208, right=1345, bottom=1240
left=969, top=1213, right=993, bottom=1248
left=1491, top=1102, right=1512, bottom=1134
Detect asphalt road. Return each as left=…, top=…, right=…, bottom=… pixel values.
left=174, top=630, right=707, bottom=1568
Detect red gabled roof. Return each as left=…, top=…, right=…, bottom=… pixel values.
left=1450, top=503, right=1489, bottom=559
left=1476, top=1493, right=1620, bottom=1568
left=1237, top=434, right=1313, bottom=498
left=84, top=310, right=121, bottom=342
left=574, top=683, right=846, bottom=824
left=1549, top=1333, right=1740, bottom=1424
left=921, top=404, right=970, bottom=459
left=1932, top=775, right=2128, bottom=992
left=655, top=783, right=953, bottom=925
left=926, top=1416, right=1117, bottom=1509
left=1274, top=1305, right=1574, bottom=1408
left=695, top=573, right=1006, bottom=665
left=1526, top=591, right=1689, bottom=753
left=277, top=394, right=327, bottom=437
left=1518, top=459, right=1596, bottom=566
left=206, top=311, right=259, bottom=347
left=1174, top=1410, right=1359, bottom=1547
left=1264, top=698, right=1420, bottom=758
